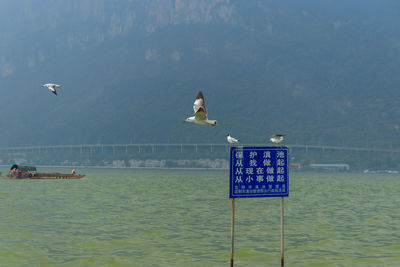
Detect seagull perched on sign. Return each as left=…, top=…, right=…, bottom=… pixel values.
left=184, top=91, right=217, bottom=126
left=270, top=134, right=286, bottom=145
left=226, top=134, right=239, bottom=144
left=43, top=83, right=62, bottom=95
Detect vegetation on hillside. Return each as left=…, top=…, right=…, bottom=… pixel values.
left=1, top=0, right=399, bottom=152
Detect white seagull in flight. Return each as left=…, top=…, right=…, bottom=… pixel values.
left=270, top=134, right=286, bottom=145
left=43, top=83, right=62, bottom=95
left=226, top=134, right=239, bottom=144
left=184, top=91, right=217, bottom=126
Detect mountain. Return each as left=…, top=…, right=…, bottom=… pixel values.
left=1, top=0, right=400, bottom=148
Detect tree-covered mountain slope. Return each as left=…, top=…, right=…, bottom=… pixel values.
left=0, top=0, right=399, bottom=148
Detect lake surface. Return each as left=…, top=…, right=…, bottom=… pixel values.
left=0, top=169, right=399, bottom=266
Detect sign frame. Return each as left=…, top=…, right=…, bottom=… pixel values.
left=229, top=146, right=289, bottom=198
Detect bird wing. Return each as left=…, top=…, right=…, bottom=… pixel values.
left=194, top=107, right=207, bottom=120
left=193, top=91, right=207, bottom=115
left=44, top=84, right=55, bottom=89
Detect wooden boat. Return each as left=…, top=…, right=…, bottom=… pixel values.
left=30, top=173, right=85, bottom=179
left=6, top=165, right=85, bottom=179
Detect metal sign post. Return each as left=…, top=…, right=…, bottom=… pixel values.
left=229, top=146, right=289, bottom=266
left=229, top=144, right=235, bottom=267
left=280, top=196, right=284, bottom=267
left=230, top=198, right=235, bottom=267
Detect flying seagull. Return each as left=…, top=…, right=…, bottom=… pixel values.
left=43, top=83, right=62, bottom=95
left=226, top=134, right=239, bottom=144
left=184, top=91, right=217, bottom=126
left=270, top=134, right=286, bottom=144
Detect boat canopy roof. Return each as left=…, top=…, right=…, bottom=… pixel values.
left=10, top=164, right=37, bottom=172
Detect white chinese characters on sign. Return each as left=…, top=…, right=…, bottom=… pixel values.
left=236, top=159, right=243, bottom=167
left=231, top=148, right=288, bottom=196
left=235, top=151, right=243, bottom=158
left=249, top=159, right=257, bottom=167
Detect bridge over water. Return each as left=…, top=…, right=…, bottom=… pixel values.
left=1, top=143, right=399, bottom=170
left=0, top=143, right=399, bottom=154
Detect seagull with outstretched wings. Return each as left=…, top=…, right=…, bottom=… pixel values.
left=184, top=91, right=217, bottom=126
left=270, top=134, right=286, bottom=144
left=43, top=83, right=62, bottom=95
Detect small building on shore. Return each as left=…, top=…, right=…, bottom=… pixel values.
left=309, top=163, right=350, bottom=171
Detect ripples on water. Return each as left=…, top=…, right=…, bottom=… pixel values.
left=0, top=169, right=399, bottom=266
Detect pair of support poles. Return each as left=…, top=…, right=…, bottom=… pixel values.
left=230, top=197, right=285, bottom=267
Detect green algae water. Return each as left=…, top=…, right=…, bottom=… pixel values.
left=0, top=169, right=399, bottom=266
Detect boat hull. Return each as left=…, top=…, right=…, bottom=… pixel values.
left=6, top=173, right=85, bottom=179
left=30, top=175, right=85, bottom=179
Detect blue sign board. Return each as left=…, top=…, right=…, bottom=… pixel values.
left=229, top=146, right=289, bottom=198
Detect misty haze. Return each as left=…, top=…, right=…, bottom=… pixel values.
left=0, top=1, right=399, bottom=266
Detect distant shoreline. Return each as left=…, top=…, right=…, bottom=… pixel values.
left=1, top=165, right=399, bottom=174
left=0, top=164, right=228, bottom=171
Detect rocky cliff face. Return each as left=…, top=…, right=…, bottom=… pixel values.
left=1, top=0, right=239, bottom=76
left=1, top=1, right=400, bottom=148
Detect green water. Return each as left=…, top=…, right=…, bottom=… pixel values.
left=0, top=169, right=399, bottom=266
